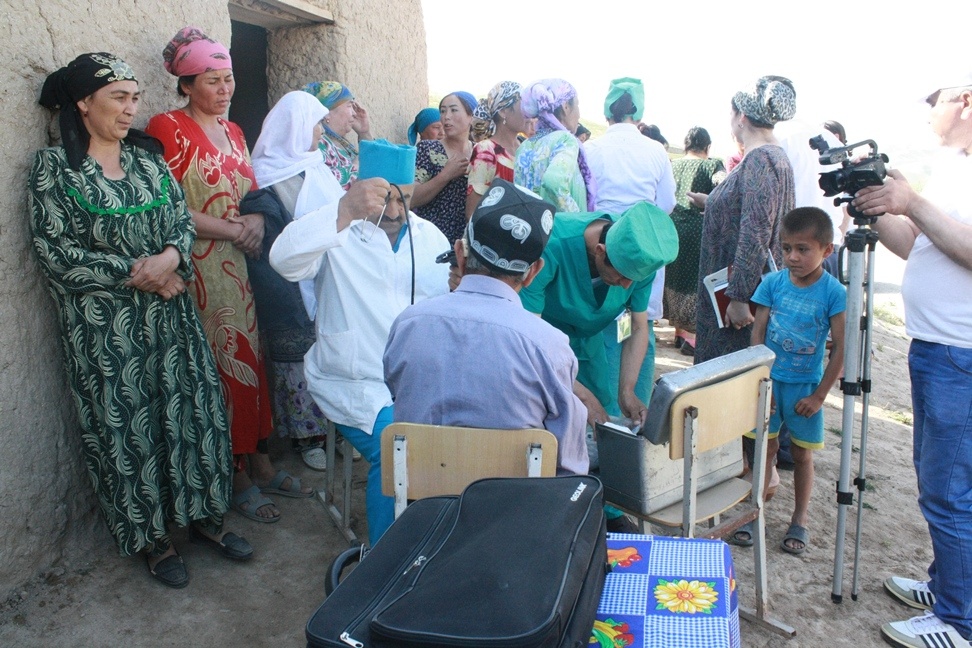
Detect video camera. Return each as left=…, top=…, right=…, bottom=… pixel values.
left=809, top=136, right=889, bottom=221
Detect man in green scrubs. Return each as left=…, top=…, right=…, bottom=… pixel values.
left=520, top=203, right=678, bottom=428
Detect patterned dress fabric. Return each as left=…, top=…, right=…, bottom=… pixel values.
left=28, top=144, right=232, bottom=556
left=514, top=130, right=587, bottom=213
left=664, top=157, right=726, bottom=331
left=319, top=132, right=357, bottom=190
left=414, top=139, right=467, bottom=243
left=695, top=145, right=792, bottom=364
left=146, top=110, right=272, bottom=455
left=466, top=139, right=514, bottom=197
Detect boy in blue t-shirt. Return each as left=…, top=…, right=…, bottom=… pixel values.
left=751, top=207, right=846, bottom=555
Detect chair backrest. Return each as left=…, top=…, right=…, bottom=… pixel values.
left=667, top=364, right=770, bottom=460
left=380, top=423, right=559, bottom=501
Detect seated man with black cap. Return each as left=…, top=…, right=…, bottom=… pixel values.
left=383, top=179, right=589, bottom=475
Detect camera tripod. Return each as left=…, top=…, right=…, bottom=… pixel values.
left=831, top=213, right=880, bottom=603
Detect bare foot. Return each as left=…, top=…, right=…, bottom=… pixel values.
left=249, top=453, right=313, bottom=496
left=233, top=471, right=279, bottom=519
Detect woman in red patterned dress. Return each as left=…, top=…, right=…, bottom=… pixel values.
left=464, top=81, right=528, bottom=220
left=147, top=27, right=312, bottom=524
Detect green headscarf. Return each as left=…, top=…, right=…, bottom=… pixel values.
left=603, top=77, right=645, bottom=122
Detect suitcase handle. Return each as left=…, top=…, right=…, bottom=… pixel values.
left=326, top=544, right=368, bottom=597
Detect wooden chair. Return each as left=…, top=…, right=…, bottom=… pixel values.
left=380, top=423, right=558, bottom=518
left=646, top=364, right=771, bottom=539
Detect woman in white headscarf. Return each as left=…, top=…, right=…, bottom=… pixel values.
left=242, top=91, right=345, bottom=471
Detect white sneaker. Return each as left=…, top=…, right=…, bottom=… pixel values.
left=300, top=447, right=327, bottom=472
left=884, top=576, right=936, bottom=611
left=881, top=611, right=971, bottom=648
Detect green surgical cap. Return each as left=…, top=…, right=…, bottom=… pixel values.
left=358, top=139, right=416, bottom=185
left=603, top=77, right=645, bottom=122
left=605, top=202, right=679, bottom=282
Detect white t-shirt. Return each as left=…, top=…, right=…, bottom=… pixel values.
left=901, top=148, right=972, bottom=348
left=776, top=120, right=845, bottom=245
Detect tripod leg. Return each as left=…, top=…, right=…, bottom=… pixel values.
left=851, top=233, right=879, bottom=600
left=833, top=229, right=869, bottom=603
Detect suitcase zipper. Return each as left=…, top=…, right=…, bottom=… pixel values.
left=338, top=632, right=363, bottom=648
left=403, top=555, right=427, bottom=574
left=337, top=500, right=457, bottom=646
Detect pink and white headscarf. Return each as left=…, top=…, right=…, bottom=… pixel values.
left=162, top=26, right=232, bottom=77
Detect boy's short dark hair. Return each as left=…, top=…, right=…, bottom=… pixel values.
left=781, top=207, right=834, bottom=247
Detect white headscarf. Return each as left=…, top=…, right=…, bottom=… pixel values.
left=251, top=90, right=346, bottom=319
left=252, top=91, right=329, bottom=186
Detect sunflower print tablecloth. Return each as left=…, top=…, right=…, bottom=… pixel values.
left=591, top=534, right=740, bottom=648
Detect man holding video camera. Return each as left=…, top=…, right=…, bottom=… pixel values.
left=853, top=74, right=972, bottom=648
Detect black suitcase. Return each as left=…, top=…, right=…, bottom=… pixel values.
left=306, top=475, right=608, bottom=648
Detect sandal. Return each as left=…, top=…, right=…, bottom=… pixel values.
left=781, top=523, right=809, bottom=555
left=231, top=485, right=280, bottom=523
left=189, top=526, right=253, bottom=561
left=260, top=469, right=314, bottom=499
left=146, top=552, right=189, bottom=589
left=728, top=521, right=754, bottom=547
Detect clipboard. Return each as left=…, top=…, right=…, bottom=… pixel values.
left=703, top=256, right=778, bottom=328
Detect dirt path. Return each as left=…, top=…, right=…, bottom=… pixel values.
left=0, top=262, right=922, bottom=647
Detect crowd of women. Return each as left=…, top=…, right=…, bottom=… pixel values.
left=29, top=21, right=829, bottom=589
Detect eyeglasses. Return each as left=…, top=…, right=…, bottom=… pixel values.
left=360, top=192, right=391, bottom=243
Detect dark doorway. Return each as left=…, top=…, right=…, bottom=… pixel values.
left=229, top=20, right=269, bottom=150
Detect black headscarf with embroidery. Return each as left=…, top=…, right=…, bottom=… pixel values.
left=39, top=52, right=162, bottom=170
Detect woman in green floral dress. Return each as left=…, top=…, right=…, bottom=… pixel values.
left=29, top=52, right=249, bottom=589
left=664, top=127, right=726, bottom=352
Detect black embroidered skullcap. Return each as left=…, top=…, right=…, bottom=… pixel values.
left=466, top=179, right=555, bottom=275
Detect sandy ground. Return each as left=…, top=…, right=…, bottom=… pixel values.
left=0, top=247, right=927, bottom=648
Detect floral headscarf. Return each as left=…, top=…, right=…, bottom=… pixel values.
left=732, top=76, right=796, bottom=127
left=303, top=81, right=354, bottom=110
left=473, top=81, right=522, bottom=140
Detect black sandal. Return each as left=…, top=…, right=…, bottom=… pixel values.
left=146, top=552, right=189, bottom=588
left=189, top=525, right=253, bottom=562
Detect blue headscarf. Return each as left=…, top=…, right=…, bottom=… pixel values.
left=407, top=107, right=440, bottom=145
left=447, top=91, right=477, bottom=114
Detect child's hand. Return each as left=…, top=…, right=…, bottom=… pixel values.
left=795, top=393, right=825, bottom=417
